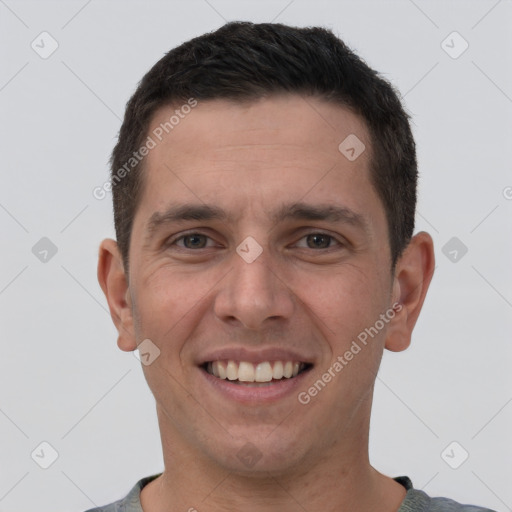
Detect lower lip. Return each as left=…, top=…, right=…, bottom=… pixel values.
left=200, top=367, right=312, bottom=404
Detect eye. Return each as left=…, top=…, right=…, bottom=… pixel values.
left=167, top=231, right=343, bottom=252
left=295, top=233, right=341, bottom=250
left=173, top=233, right=215, bottom=249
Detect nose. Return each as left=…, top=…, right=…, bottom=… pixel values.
left=213, top=247, right=295, bottom=330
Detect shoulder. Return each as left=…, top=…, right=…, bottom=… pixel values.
left=428, top=491, right=496, bottom=511
left=394, top=476, right=496, bottom=512
left=427, top=492, right=496, bottom=512
left=81, top=473, right=162, bottom=512
left=401, top=488, right=497, bottom=512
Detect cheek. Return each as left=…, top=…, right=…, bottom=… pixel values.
left=131, top=265, right=215, bottom=353
left=299, top=264, right=387, bottom=339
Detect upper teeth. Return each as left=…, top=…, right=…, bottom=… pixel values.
left=206, top=361, right=305, bottom=382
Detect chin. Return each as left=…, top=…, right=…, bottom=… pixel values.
left=204, top=426, right=309, bottom=477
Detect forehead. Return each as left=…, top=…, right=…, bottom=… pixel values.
left=136, top=94, right=381, bottom=227
left=147, top=95, right=369, bottom=164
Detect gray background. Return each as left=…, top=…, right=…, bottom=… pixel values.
left=1, top=0, right=511, bottom=510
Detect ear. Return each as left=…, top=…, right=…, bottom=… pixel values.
left=385, top=231, right=435, bottom=352
left=97, top=238, right=137, bottom=352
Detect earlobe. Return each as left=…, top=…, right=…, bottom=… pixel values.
left=97, top=239, right=137, bottom=352
left=385, top=231, right=435, bottom=352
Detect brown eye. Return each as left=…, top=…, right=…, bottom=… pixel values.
left=293, top=232, right=342, bottom=251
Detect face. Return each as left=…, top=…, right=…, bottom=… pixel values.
left=106, top=95, right=415, bottom=475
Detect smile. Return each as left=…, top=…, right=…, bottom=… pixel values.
left=203, top=360, right=312, bottom=385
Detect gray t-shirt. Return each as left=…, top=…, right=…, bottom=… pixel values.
left=84, top=474, right=496, bottom=511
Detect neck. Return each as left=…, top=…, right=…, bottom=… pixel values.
left=140, top=405, right=406, bottom=512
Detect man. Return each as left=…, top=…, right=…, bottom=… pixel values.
left=92, top=21, right=495, bottom=512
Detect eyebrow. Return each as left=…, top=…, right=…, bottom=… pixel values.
left=144, top=201, right=369, bottom=241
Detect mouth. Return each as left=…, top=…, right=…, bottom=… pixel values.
left=201, top=360, right=313, bottom=386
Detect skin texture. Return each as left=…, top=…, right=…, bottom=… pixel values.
left=98, top=94, right=435, bottom=512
